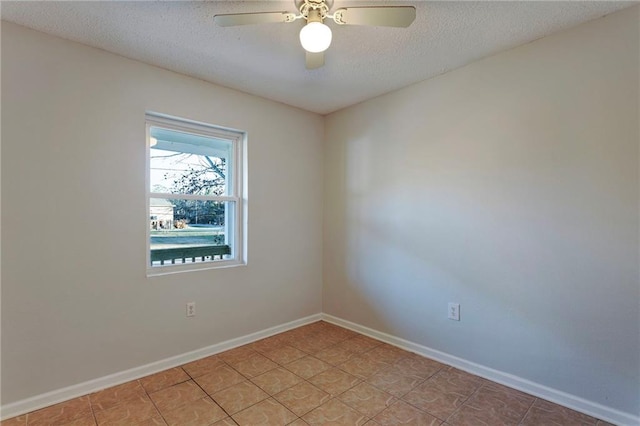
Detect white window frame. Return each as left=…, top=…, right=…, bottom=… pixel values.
left=146, top=112, right=245, bottom=276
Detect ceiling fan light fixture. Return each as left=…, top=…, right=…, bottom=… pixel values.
left=299, top=21, right=332, bottom=53
left=214, top=1, right=417, bottom=68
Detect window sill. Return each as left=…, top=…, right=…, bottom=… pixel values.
left=146, top=259, right=246, bottom=277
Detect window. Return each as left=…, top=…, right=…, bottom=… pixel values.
left=146, top=113, right=245, bottom=273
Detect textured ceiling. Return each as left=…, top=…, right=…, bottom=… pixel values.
left=1, top=1, right=635, bottom=114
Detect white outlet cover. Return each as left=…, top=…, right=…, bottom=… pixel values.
left=186, top=302, right=196, bottom=317
left=448, top=303, right=460, bottom=321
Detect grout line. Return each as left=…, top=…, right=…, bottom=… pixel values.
left=443, top=379, right=484, bottom=423
left=187, top=370, right=236, bottom=422
left=141, top=379, right=167, bottom=425
left=519, top=397, right=538, bottom=425
left=88, top=396, right=98, bottom=426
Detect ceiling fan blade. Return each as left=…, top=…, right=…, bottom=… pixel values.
left=306, top=51, right=325, bottom=69
left=333, top=6, right=416, bottom=28
left=214, top=12, right=293, bottom=27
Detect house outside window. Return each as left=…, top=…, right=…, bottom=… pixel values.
left=146, top=113, right=245, bottom=273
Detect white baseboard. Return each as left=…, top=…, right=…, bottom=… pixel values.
left=321, top=313, right=639, bottom=426
left=3, top=312, right=637, bottom=426
left=0, top=313, right=322, bottom=420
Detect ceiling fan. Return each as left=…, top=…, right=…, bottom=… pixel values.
left=214, top=0, right=416, bottom=69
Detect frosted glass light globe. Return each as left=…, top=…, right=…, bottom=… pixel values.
left=299, top=21, right=332, bottom=53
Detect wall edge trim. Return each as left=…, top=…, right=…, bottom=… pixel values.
left=0, top=313, right=323, bottom=420
left=321, top=313, right=639, bottom=426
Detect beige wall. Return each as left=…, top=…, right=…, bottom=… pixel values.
left=2, top=5, right=639, bottom=420
left=324, top=7, right=639, bottom=416
left=1, top=21, right=323, bottom=404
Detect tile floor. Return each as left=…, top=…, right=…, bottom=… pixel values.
left=1, top=321, right=616, bottom=426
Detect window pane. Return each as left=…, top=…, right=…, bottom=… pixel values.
left=150, top=126, right=233, bottom=196
left=150, top=199, right=234, bottom=266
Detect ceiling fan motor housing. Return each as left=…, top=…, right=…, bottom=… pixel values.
left=298, top=0, right=331, bottom=21
left=307, top=8, right=322, bottom=24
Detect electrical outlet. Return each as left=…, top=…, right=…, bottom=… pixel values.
left=186, top=302, right=196, bottom=317
left=448, top=303, right=460, bottom=321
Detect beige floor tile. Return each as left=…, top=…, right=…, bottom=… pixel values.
left=251, top=367, right=303, bottom=395
left=140, top=367, right=190, bottom=393
left=289, top=324, right=316, bottom=335
left=218, top=345, right=258, bottom=366
left=28, top=396, right=92, bottom=426
left=135, top=417, right=167, bottom=426
left=295, top=322, right=331, bottom=336
left=90, top=381, right=146, bottom=412
left=193, top=364, right=245, bottom=394
left=304, top=321, right=332, bottom=331
left=338, top=354, right=389, bottom=380
left=309, top=367, right=361, bottom=397
left=93, top=395, right=159, bottom=425
left=285, top=356, right=331, bottom=379
left=262, top=345, right=308, bottom=365
left=211, top=381, right=269, bottom=415
left=366, top=344, right=410, bottom=364
left=339, top=382, right=396, bottom=418
left=401, top=369, right=484, bottom=420
left=161, top=397, right=227, bottom=426
left=446, top=382, right=534, bottom=426
left=289, top=337, right=332, bottom=354
left=302, top=398, right=368, bottom=426
left=337, top=335, right=382, bottom=354
left=274, top=382, right=331, bottom=417
left=394, top=354, right=445, bottom=380
left=294, top=325, right=344, bottom=346
left=314, top=334, right=347, bottom=347
left=182, top=355, right=225, bottom=378
left=232, top=398, right=297, bottom=425
left=314, top=345, right=357, bottom=366
left=0, top=415, right=27, bottom=426
left=247, top=336, right=284, bottom=353
left=520, top=398, right=598, bottom=425
left=439, top=369, right=485, bottom=392
left=400, top=387, right=462, bottom=420
left=320, top=325, right=357, bottom=341
left=367, top=364, right=424, bottom=398
left=316, top=335, right=347, bottom=348
left=232, top=352, right=278, bottom=378
left=284, top=328, right=314, bottom=339
left=447, top=404, right=510, bottom=426
left=359, top=350, right=396, bottom=369
left=373, top=400, right=441, bottom=426
left=211, top=418, right=238, bottom=426
left=59, top=414, right=97, bottom=426
left=267, top=331, right=300, bottom=347
left=149, top=380, right=206, bottom=414
left=288, top=419, right=310, bottom=426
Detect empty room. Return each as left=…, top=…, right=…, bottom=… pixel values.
left=1, top=1, right=638, bottom=425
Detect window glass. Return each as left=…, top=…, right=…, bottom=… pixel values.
left=149, top=127, right=232, bottom=196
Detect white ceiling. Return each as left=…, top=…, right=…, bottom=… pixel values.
left=1, top=1, right=635, bottom=114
